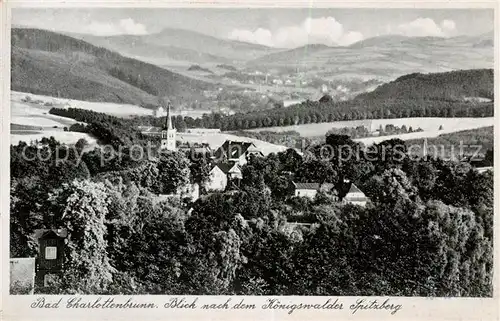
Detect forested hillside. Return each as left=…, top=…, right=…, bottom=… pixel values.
left=11, top=28, right=217, bottom=106
left=355, top=69, right=494, bottom=101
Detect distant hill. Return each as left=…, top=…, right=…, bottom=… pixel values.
left=347, top=35, right=413, bottom=49
left=354, top=69, right=494, bottom=102
left=72, top=28, right=279, bottom=66
left=246, top=44, right=332, bottom=66
left=11, top=28, right=218, bottom=106
left=245, top=33, right=493, bottom=81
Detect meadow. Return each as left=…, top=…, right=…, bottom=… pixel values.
left=247, top=117, right=494, bottom=139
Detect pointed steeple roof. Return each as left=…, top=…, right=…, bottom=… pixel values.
left=164, top=102, right=174, bottom=130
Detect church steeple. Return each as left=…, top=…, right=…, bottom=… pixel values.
left=160, top=101, right=176, bottom=151
left=165, top=102, right=174, bottom=130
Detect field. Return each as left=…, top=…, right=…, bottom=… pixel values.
left=11, top=91, right=212, bottom=119
left=11, top=91, right=154, bottom=118
left=11, top=91, right=288, bottom=152
left=247, top=117, right=494, bottom=139
left=11, top=131, right=96, bottom=146
left=354, top=118, right=494, bottom=145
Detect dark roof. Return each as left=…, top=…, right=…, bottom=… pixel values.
left=33, top=228, right=68, bottom=241
left=347, top=183, right=363, bottom=194
left=216, top=140, right=258, bottom=159
left=213, top=162, right=239, bottom=174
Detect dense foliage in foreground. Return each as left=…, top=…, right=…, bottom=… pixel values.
left=10, top=133, right=493, bottom=296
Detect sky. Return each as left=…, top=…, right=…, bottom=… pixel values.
left=12, top=8, right=494, bottom=48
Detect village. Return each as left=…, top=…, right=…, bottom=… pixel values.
left=142, top=102, right=370, bottom=206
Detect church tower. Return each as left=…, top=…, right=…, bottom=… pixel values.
left=160, top=102, right=176, bottom=151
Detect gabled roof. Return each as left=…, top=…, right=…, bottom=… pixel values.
left=216, top=140, right=259, bottom=159
left=213, top=162, right=240, bottom=174
left=293, top=182, right=320, bottom=190
left=246, top=145, right=263, bottom=154
left=33, top=228, right=68, bottom=241
left=347, top=183, right=363, bottom=194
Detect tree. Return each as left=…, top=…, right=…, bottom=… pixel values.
left=48, top=180, right=115, bottom=294
left=120, top=198, right=189, bottom=294
left=189, top=157, right=211, bottom=187
left=364, top=168, right=419, bottom=207
left=75, top=138, right=88, bottom=151
left=295, top=159, right=337, bottom=184
left=155, top=151, right=191, bottom=194
left=319, top=94, right=333, bottom=103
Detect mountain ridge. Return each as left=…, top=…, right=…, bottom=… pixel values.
left=11, top=28, right=219, bottom=106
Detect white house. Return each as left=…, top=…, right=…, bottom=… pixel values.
left=343, top=184, right=369, bottom=206
left=292, top=182, right=335, bottom=199
left=206, top=164, right=228, bottom=192
left=205, top=162, right=243, bottom=192
left=153, top=106, right=165, bottom=117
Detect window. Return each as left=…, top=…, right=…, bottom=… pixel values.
left=45, top=246, right=57, bottom=260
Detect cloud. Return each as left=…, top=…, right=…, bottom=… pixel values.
left=228, top=17, right=364, bottom=48
left=393, top=18, right=456, bottom=37
left=86, top=18, right=148, bottom=36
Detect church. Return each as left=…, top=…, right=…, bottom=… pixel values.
left=160, top=102, right=176, bottom=151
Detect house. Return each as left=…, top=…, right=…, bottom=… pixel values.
left=343, top=184, right=369, bottom=206
left=214, top=140, right=263, bottom=166
left=218, top=162, right=243, bottom=180
left=153, top=106, right=165, bottom=117
left=206, top=164, right=228, bottom=192
left=33, top=228, right=67, bottom=287
left=292, top=182, right=335, bottom=199
left=178, top=143, right=212, bottom=157
left=205, top=162, right=243, bottom=192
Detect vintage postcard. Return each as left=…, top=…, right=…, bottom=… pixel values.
left=1, top=1, right=499, bottom=320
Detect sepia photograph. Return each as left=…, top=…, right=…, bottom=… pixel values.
left=5, top=3, right=495, bottom=306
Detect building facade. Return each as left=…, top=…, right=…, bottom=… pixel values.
left=292, top=182, right=335, bottom=199
left=342, top=184, right=369, bottom=206
left=206, top=164, right=229, bottom=192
